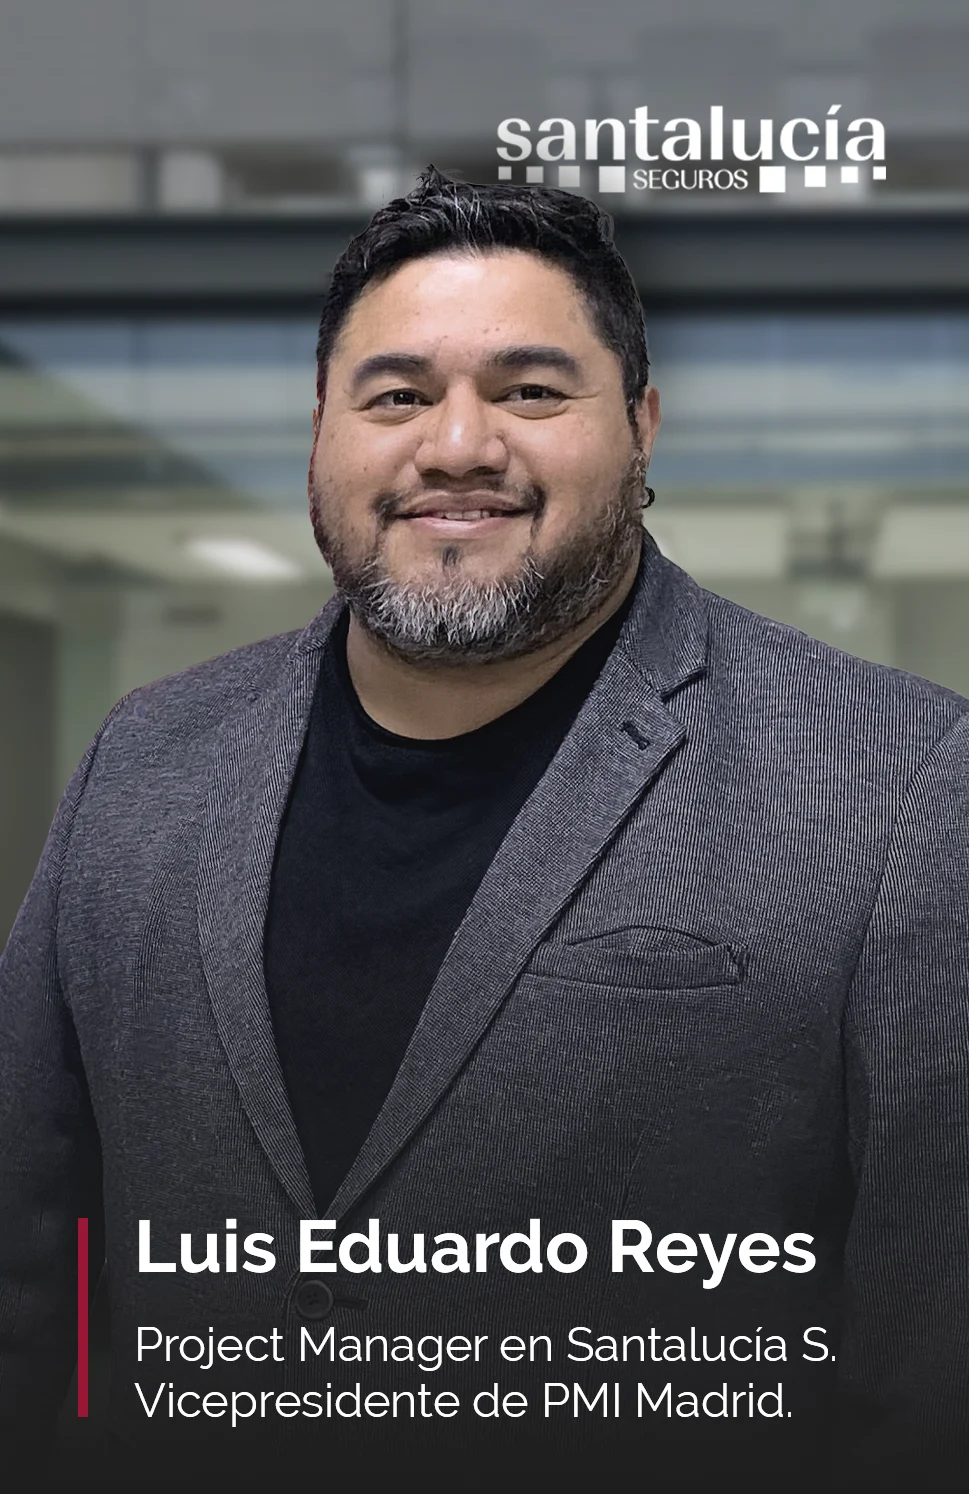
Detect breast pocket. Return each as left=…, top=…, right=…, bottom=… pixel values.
left=523, top=926, right=746, bottom=991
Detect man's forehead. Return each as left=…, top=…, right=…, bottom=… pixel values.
left=332, top=252, right=600, bottom=370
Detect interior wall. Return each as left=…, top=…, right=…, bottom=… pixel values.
left=894, top=581, right=969, bottom=699
left=0, top=611, right=55, bottom=945
left=114, top=580, right=333, bottom=701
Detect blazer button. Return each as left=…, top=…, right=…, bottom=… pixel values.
left=294, top=1279, right=334, bottom=1320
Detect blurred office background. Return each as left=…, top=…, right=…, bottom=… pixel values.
left=1, top=0, right=969, bottom=943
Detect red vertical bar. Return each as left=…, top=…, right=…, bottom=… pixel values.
left=77, top=1217, right=89, bottom=1418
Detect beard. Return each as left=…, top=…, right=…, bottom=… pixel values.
left=309, top=454, right=647, bottom=665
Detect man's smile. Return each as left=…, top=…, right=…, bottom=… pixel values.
left=397, top=510, right=531, bottom=536
left=391, top=492, right=534, bottom=538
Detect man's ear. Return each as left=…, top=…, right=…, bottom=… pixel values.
left=312, top=405, right=322, bottom=436
left=634, top=384, right=661, bottom=456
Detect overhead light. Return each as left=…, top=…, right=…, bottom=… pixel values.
left=185, top=536, right=301, bottom=580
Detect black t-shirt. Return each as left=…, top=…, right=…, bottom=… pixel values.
left=264, top=578, right=636, bottom=1211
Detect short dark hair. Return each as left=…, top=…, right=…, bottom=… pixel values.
left=315, top=165, right=650, bottom=426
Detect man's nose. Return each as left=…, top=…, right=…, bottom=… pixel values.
left=413, top=387, right=509, bottom=478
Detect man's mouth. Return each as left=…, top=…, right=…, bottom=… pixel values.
left=402, top=508, right=526, bottom=522
left=395, top=501, right=532, bottom=535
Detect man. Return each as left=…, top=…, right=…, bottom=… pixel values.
left=1, top=166, right=968, bottom=1489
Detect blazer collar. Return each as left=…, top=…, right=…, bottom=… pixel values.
left=615, top=529, right=709, bottom=699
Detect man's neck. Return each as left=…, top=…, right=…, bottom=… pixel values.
left=343, top=551, right=641, bottom=740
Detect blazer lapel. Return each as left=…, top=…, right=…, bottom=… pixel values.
left=327, top=536, right=709, bottom=1222
left=197, top=596, right=344, bottom=1219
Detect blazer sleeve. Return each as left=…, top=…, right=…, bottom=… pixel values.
left=0, top=711, right=122, bottom=1438
left=840, top=708, right=969, bottom=1481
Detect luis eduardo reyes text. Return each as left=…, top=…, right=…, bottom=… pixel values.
left=137, top=1216, right=816, bottom=1289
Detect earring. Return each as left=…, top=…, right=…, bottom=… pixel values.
left=642, top=485, right=655, bottom=510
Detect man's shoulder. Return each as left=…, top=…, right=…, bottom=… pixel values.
left=97, top=626, right=309, bottom=755
left=698, top=583, right=969, bottom=752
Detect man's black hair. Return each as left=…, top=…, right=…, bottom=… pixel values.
left=315, top=165, right=650, bottom=426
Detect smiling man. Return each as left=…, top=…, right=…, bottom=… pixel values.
left=264, top=194, right=662, bottom=1218
left=2, top=167, right=969, bottom=1490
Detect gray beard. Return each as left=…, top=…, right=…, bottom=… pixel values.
left=310, top=462, right=645, bottom=665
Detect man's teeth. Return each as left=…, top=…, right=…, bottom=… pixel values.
left=428, top=509, right=509, bottom=521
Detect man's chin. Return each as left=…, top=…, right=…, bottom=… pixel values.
left=366, top=554, right=534, bottom=599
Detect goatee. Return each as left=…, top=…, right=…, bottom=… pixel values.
left=309, top=456, right=647, bottom=665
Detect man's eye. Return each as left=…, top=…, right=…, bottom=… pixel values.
left=369, top=389, right=426, bottom=408
left=502, top=384, right=564, bottom=403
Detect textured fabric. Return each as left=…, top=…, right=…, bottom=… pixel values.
left=1, top=532, right=969, bottom=1486
left=264, top=586, right=634, bottom=1214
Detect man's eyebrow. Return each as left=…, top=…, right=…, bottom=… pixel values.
left=485, top=345, right=582, bottom=378
left=349, top=352, right=434, bottom=393
left=348, top=345, right=582, bottom=394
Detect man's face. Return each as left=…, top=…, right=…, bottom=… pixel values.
left=310, top=248, right=661, bottom=661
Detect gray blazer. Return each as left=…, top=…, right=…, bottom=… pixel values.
left=2, top=534, right=969, bottom=1482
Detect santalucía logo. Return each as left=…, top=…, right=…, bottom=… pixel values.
left=496, top=107, right=887, bottom=194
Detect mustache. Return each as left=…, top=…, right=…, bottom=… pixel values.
left=373, top=481, right=546, bottom=528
